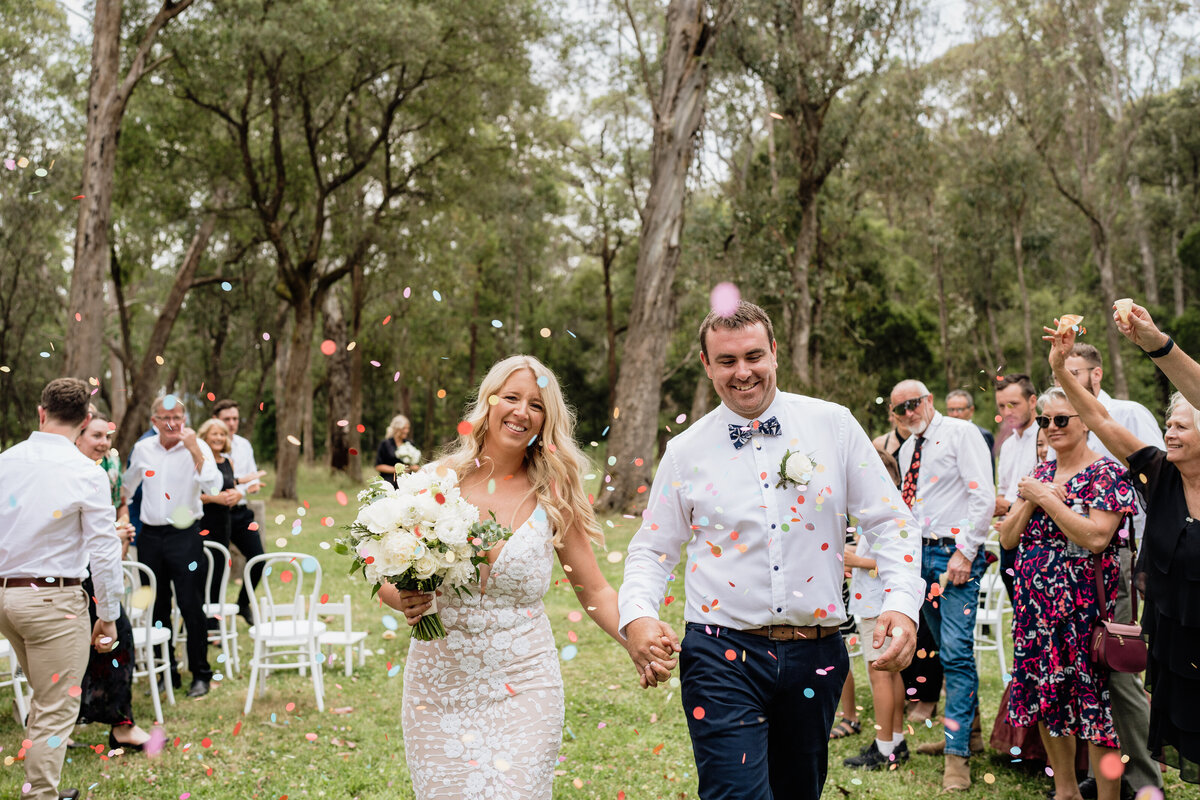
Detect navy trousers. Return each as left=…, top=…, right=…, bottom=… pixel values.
left=139, top=523, right=212, bottom=682
left=681, top=623, right=849, bottom=800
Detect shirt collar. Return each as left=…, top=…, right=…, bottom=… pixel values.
left=29, top=430, right=79, bottom=450
left=719, top=389, right=783, bottom=426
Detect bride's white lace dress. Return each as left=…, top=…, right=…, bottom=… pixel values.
left=402, top=507, right=563, bottom=799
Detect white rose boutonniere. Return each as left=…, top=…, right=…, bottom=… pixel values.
left=777, top=449, right=816, bottom=490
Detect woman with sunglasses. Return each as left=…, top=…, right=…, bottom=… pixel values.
left=998, top=382, right=1134, bottom=800
left=1053, top=302, right=1200, bottom=786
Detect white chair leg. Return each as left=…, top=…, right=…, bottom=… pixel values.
left=310, top=648, right=325, bottom=713
left=343, top=646, right=352, bottom=678
left=244, top=642, right=262, bottom=715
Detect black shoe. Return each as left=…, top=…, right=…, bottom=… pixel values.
left=1079, top=778, right=1098, bottom=799
left=893, top=739, right=910, bottom=764
left=187, top=679, right=210, bottom=698
left=108, top=729, right=145, bottom=753
left=843, top=740, right=896, bottom=770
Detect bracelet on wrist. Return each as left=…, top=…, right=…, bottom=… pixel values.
left=1146, top=336, right=1174, bottom=359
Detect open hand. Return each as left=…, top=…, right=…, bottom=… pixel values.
left=1042, top=320, right=1077, bottom=371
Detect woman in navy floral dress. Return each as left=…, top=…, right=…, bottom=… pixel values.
left=999, top=386, right=1134, bottom=800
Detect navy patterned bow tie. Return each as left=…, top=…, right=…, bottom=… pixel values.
left=728, top=417, right=782, bottom=449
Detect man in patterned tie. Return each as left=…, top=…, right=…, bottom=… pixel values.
left=890, top=380, right=995, bottom=791
left=619, top=301, right=925, bottom=800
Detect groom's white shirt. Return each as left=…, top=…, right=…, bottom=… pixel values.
left=618, top=391, right=924, bottom=634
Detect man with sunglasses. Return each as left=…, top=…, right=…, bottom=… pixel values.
left=890, top=380, right=995, bottom=791
left=1055, top=342, right=1164, bottom=800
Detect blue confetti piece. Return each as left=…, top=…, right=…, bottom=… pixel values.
left=188, top=561, right=198, bottom=572
left=382, top=615, right=399, bottom=630
left=536, top=375, right=548, bottom=387
left=388, top=664, right=402, bottom=677
left=698, top=516, right=709, bottom=526
left=560, top=644, right=578, bottom=661
left=601, top=426, right=609, bottom=436
left=567, top=330, right=576, bottom=338
left=162, top=394, right=178, bottom=410
left=8, top=495, right=16, bottom=508
left=48, top=735, right=63, bottom=748
left=532, top=507, right=547, bottom=523
left=40, top=351, right=50, bottom=358
left=301, top=556, right=318, bottom=573
left=803, top=687, right=815, bottom=698
left=220, top=281, right=232, bottom=291
left=271, top=712, right=277, bottom=723
left=432, top=290, right=442, bottom=302
left=491, top=319, right=503, bottom=328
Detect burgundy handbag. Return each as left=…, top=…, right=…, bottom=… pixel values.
left=1088, top=544, right=1147, bottom=674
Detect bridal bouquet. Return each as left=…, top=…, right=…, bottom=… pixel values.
left=394, top=441, right=421, bottom=466
left=336, top=469, right=511, bottom=640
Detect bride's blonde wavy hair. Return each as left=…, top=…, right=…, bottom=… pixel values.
left=438, top=355, right=602, bottom=547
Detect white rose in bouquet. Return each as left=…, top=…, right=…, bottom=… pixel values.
left=413, top=550, right=441, bottom=580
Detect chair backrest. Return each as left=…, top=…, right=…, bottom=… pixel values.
left=319, top=594, right=354, bottom=634
left=243, top=552, right=323, bottom=628
left=122, top=560, right=160, bottom=638
left=203, top=540, right=234, bottom=603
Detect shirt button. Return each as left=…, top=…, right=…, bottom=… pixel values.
left=770, top=524, right=776, bottom=529
left=777, top=607, right=782, bottom=613
left=773, top=565, right=779, bottom=571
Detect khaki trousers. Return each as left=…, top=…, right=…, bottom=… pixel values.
left=0, top=584, right=90, bottom=800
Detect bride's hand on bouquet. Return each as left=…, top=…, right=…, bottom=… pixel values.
left=386, top=587, right=435, bottom=626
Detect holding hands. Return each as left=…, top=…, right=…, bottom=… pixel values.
left=623, top=617, right=682, bottom=689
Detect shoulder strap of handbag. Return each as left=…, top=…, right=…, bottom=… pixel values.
left=1091, top=524, right=1139, bottom=625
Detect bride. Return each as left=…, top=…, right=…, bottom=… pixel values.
left=380, top=354, right=679, bottom=799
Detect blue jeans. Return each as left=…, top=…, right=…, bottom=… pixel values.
left=680, top=623, right=848, bottom=800
left=920, top=541, right=987, bottom=757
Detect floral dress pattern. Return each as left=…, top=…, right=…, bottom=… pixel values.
left=1007, top=457, right=1134, bottom=746
left=402, top=507, right=563, bottom=799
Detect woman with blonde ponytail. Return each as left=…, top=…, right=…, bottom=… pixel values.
left=381, top=355, right=678, bottom=800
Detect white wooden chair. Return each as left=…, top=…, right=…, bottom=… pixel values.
left=242, top=552, right=326, bottom=714
left=318, top=594, right=368, bottom=677
left=974, top=561, right=1010, bottom=680
left=202, top=540, right=241, bottom=675
left=0, top=636, right=30, bottom=724
left=124, top=561, right=175, bottom=723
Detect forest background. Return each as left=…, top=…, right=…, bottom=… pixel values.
left=2, top=0, right=1199, bottom=512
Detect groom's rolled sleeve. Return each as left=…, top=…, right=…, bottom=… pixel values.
left=840, top=410, right=924, bottom=624
left=618, top=446, right=691, bottom=637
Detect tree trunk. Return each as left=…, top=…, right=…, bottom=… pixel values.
left=66, top=0, right=122, bottom=380
left=1127, top=173, right=1158, bottom=306
left=112, top=204, right=220, bottom=459
left=596, top=0, right=717, bottom=514
left=1088, top=226, right=1128, bottom=397
left=302, top=371, right=315, bottom=467
left=323, top=289, right=351, bottom=473
left=603, top=246, right=619, bottom=412
left=1011, top=213, right=1034, bottom=376
left=347, top=259, right=365, bottom=482
left=1169, top=134, right=1185, bottom=317
left=689, top=372, right=713, bottom=423
left=787, top=189, right=817, bottom=388
left=929, top=206, right=952, bottom=390
left=273, top=296, right=315, bottom=499
left=108, top=350, right=127, bottom=428
left=66, top=0, right=194, bottom=379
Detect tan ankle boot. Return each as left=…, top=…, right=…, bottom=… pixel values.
left=943, top=754, right=971, bottom=792
left=968, top=709, right=984, bottom=754
left=917, top=739, right=946, bottom=755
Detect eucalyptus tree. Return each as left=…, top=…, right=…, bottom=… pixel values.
left=161, top=0, right=549, bottom=498
left=65, top=0, right=195, bottom=381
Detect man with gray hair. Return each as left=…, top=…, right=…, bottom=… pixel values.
left=890, top=379, right=995, bottom=791
left=123, top=394, right=222, bottom=698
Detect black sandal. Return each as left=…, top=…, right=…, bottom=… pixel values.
left=829, top=718, right=862, bottom=740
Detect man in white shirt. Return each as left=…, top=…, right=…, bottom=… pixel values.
left=993, top=374, right=1039, bottom=603
left=619, top=302, right=923, bottom=800
left=0, top=378, right=123, bottom=800
left=891, top=381, right=995, bottom=791
left=1057, top=342, right=1164, bottom=799
left=213, top=399, right=266, bottom=622
left=123, top=394, right=223, bottom=698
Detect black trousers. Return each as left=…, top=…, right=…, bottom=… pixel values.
left=228, top=505, right=265, bottom=613
left=681, top=623, right=848, bottom=800
left=139, top=523, right=211, bottom=682
left=901, top=614, right=944, bottom=704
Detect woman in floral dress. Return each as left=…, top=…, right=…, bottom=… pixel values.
left=999, top=386, right=1134, bottom=800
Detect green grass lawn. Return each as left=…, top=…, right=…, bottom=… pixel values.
left=2, top=464, right=1191, bottom=798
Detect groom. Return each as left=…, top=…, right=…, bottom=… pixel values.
left=618, top=301, right=924, bottom=800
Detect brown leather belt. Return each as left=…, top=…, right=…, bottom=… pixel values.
left=744, top=624, right=840, bottom=642
left=0, top=577, right=84, bottom=588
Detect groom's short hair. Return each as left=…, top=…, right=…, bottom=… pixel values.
left=699, top=301, right=775, bottom=360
